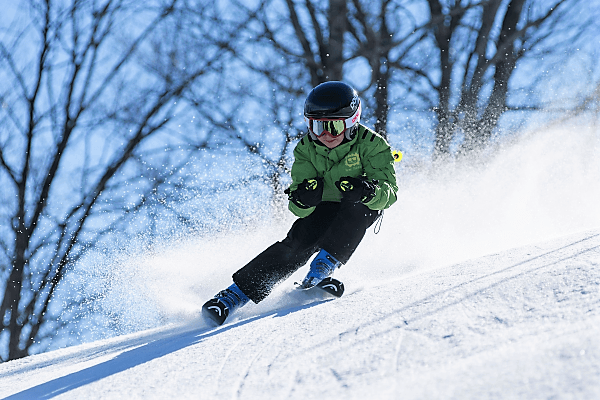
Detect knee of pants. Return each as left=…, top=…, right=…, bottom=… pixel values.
left=282, top=220, right=323, bottom=252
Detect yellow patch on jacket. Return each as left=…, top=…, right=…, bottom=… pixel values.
left=345, top=153, right=360, bottom=169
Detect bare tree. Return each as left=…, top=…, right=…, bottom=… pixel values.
left=176, top=0, right=317, bottom=206
left=234, top=0, right=600, bottom=164
left=178, top=0, right=358, bottom=208
left=344, top=0, right=594, bottom=155
left=0, top=0, right=221, bottom=361
left=277, top=0, right=347, bottom=84
left=346, top=0, right=412, bottom=137
left=417, top=0, right=591, bottom=157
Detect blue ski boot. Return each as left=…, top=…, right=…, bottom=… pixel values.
left=202, top=283, right=250, bottom=326
left=298, top=249, right=342, bottom=289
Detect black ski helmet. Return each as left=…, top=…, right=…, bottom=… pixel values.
left=304, top=81, right=361, bottom=140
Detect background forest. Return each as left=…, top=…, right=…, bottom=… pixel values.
left=1, top=0, right=599, bottom=362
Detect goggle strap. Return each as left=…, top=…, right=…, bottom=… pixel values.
left=344, top=102, right=361, bottom=128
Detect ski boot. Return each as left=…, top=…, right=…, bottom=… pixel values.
left=202, top=283, right=250, bottom=326
left=297, top=249, right=342, bottom=289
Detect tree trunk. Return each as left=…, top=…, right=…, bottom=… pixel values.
left=428, top=0, right=457, bottom=158
left=478, top=0, right=526, bottom=143
left=326, top=0, right=346, bottom=81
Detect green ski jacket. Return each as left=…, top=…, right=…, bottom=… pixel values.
left=288, top=124, right=398, bottom=218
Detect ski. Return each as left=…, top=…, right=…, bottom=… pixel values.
left=204, top=278, right=346, bottom=326
left=295, top=277, right=345, bottom=298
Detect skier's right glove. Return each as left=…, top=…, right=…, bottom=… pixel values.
left=285, top=177, right=324, bottom=209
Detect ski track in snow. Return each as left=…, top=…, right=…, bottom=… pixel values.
left=0, top=229, right=599, bottom=399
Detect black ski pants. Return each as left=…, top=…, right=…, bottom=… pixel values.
left=233, top=201, right=380, bottom=303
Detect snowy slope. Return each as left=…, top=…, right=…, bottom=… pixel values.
left=0, top=228, right=599, bottom=399
left=0, top=126, right=599, bottom=399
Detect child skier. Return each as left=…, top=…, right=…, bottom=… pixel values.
left=202, top=81, right=398, bottom=325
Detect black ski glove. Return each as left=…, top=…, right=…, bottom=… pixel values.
left=335, top=176, right=378, bottom=204
left=286, top=177, right=324, bottom=209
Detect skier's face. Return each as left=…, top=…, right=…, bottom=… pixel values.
left=317, top=130, right=345, bottom=148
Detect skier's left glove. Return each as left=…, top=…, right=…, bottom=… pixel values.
left=335, top=176, right=378, bottom=204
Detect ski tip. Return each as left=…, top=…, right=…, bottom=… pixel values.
left=201, top=299, right=229, bottom=326
left=316, top=277, right=345, bottom=297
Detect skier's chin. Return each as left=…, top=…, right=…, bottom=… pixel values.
left=319, top=135, right=343, bottom=148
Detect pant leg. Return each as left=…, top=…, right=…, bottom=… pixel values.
left=232, top=241, right=312, bottom=303
left=232, top=202, right=340, bottom=303
left=318, top=202, right=380, bottom=264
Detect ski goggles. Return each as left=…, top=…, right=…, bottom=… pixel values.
left=306, top=101, right=361, bottom=137
left=307, top=119, right=348, bottom=137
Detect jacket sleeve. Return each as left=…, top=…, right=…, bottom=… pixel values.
left=287, top=138, right=319, bottom=218
left=361, top=135, right=398, bottom=210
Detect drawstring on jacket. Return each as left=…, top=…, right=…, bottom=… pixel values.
left=373, top=210, right=384, bottom=234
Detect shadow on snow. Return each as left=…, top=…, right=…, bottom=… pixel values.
left=5, top=299, right=332, bottom=399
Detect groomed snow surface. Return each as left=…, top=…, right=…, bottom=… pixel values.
left=0, top=127, right=599, bottom=399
